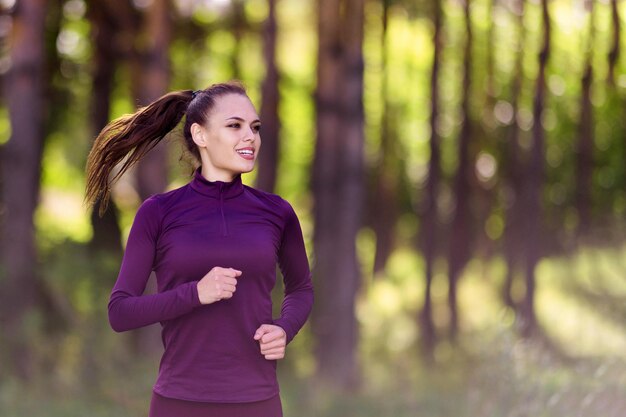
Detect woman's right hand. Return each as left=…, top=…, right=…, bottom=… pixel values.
left=197, top=267, right=242, bottom=305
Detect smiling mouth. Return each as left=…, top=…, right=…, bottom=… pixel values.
left=236, top=148, right=255, bottom=160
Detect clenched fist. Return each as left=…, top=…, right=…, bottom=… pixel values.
left=197, top=267, right=242, bottom=305
left=254, top=324, right=287, bottom=360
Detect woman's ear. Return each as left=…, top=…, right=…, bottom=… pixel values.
left=191, top=122, right=207, bottom=148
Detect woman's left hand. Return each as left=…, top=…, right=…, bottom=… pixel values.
left=253, top=324, right=287, bottom=360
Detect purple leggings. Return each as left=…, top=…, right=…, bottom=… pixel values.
left=148, top=392, right=283, bottom=417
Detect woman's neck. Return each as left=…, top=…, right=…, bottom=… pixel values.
left=200, top=166, right=236, bottom=183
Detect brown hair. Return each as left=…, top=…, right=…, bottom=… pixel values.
left=85, top=81, right=247, bottom=215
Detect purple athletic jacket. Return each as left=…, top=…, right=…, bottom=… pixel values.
left=108, top=167, right=314, bottom=402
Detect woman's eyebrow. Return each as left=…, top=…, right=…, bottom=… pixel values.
left=225, top=116, right=261, bottom=124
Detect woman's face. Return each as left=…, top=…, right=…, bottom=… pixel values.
left=192, top=93, right=261, bottom=181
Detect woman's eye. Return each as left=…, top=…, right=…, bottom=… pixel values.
left=228, top=123, right=241, bottom=129
left=253, top=125, right=261, bottom=133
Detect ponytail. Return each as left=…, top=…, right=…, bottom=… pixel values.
left=85, top=90, right=194, bottom=215
left=85, top=81, right=249, bottom=216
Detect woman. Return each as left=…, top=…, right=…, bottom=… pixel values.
left=85, top=81, right=314, bottom=417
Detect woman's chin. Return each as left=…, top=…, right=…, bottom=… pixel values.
left=239, top=161, right=257, bottom=174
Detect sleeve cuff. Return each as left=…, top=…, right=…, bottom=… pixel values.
left=272, top=318, right=295, bottom=344
left=186, top=280, right=202, bottom=308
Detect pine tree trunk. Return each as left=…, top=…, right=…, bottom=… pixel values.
left=575, top=2, right=595, bottom=238
left=502, top=0, right=526, bottom=311
left=135, top=0, right=171, bottom=201
left=230, top=0, right=245, bottom=80
left=131, top=0, right=173, bottom=356
left=372, top=0, right=398, bottom=275
left=0, top=0, right=48, bottom=379
left=311, top=0, right=365, bottom=390
left=418, top=0, right=443, bottom=357
left=255, top=0, right=280, bottom=193
left=87, top=0, right=123, bottom=254
left=520, top=0, right=550, bottom=338
left=473, top=0, right=498, bottom=261
left=607, top=0, right=620, bottom=87
left=311, top=0, right=343, bottom=385
left=485, top=0, right=496, bottom=108
left=446, top=0, right=474, bottom=340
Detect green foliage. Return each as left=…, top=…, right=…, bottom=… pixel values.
left=0, top=107, right=10, bottom=144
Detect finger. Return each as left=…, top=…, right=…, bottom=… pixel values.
left=219, top=283, right=236, bottom=293
left=261, top=330, right=285, bottom=344
left=262, top=351, right=285, bottom=360
left=260, top=339, right=285, bottom=351
left=222, top=268, right=242, bottom=277
left=254, top=329, right=269, bottom=340
left=214, top=284, right=233, bottom=298
left=262, top=343, right=285, bottom=352
left=212, top=267, right=241, bottom=277
left=220, top=277, right=238, bottom=286
left=264, top=353, right=284, bottom=360
left=218, top=290, right=234, bottom=299
left=254, top=325, right=272, bottom=340
left=261, top=346, right=285, bottom=355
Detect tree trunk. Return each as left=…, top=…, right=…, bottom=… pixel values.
left=607, top=0, right=620, bottom=87
left=131, top=0, right=173, bottom=356
left=82, top=0, right=129, bottom=388
left=371, top=0, right=399, bottom=275
left=333, top=0, right=365, bottom=387
left=311, top=0, right=365, bottom=390
left=255, top=0, right=280, bottom=193
left=608, top=0, right=626, bottom=214
left=135, top=0, right=172, bottom=201
left=0, top=0, right=48, bottom=379
left=502, top=0, right=526, bottom=311
left=485, top=0, right=496, bottom=109
left=446, top=0, right=474, bottom=340
left=472, top=0, right=499, bottom=262
left=311, top=0, right=343, bottom=387
left=575, top=1, right=595, bottom=238
left=520, top=0, right=550, bottom=338
left=230, top=0, right=245, bottom=80
left=418, top=0, right=443, bottom=357
left=87, top=0, right=123, bottom=254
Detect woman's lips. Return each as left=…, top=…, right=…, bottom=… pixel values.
left=236, top=148, right=255, bottom=160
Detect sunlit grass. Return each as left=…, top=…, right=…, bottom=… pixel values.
left=4, top=242, right=626, bottom=416
left=537, top=247, right=626, bottom=357
left=358, top=241, right=626, bottom=364
left=458, top=257, right=507, bottom=332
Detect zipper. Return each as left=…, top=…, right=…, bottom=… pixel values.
left=218, top=183, right=228, bottom=236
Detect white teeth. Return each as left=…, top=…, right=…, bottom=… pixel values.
left=237, top=150, right=253, bottom=155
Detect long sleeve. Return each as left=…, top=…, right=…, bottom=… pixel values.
left=108, top=196, right=202, bottom=332
left=273, top=201, right=314, bottom=344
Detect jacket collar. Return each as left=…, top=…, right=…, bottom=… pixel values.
left=190, top=167, right=244, bottom=199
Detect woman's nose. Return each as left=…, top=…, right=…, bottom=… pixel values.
left=243, top=127, right=256, bottom=141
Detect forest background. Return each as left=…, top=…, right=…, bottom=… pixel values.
left=1, top=0, right=626, bottom=416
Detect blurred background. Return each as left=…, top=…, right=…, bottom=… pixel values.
left=1, top=0, right=626, bottom=415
